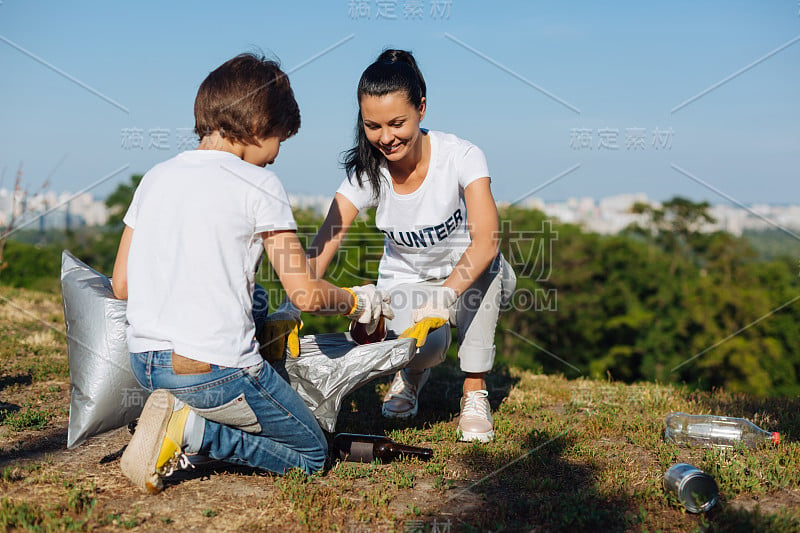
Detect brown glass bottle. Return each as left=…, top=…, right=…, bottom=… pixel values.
left=349, top=316, right=386, bottom=345
left=332, top=433, right=433, bottom=463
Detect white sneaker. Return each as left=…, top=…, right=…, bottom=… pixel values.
left=458, top=390, right=494, bottom=443
left=381, top=368, right=430, bottom=419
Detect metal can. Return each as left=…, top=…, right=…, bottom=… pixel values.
left=663, top=463, right=719, bottom=513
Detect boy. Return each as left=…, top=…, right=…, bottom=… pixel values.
left=112, top=53, right=386, bottom=493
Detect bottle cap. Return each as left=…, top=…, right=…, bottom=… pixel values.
left=772, top=432, right=780, bottom=445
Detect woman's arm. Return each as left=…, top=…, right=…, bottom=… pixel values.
left=443, top=177, right=500, bottom=296
left=111, top=225, right=133, bottom=300
left=307, top=193, right=360, bottom=278
left=263, top=229, right=356, bottom=314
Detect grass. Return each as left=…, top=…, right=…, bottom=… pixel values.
left=0, top=480, right=125, bottom=531
left=1, top=287, right=800, bottom=531
left=2, top=402, right=53, bottom=431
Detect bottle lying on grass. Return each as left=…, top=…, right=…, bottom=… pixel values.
left=664, top=412, right=780, bottom=449
left=332, top=433, right=433, bottom=463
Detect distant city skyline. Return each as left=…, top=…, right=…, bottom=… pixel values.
left=4, top=186, right=799, bottom=239
left=1, top=1, right=798, bottom=206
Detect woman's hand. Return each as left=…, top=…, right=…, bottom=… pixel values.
left=411, top=286, right=457, bottom=323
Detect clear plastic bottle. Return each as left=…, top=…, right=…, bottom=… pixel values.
left=332, top=433, right=433, bottom=463
left=664, top=412, right=780, bottom=449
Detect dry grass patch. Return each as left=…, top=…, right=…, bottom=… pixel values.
left=1, top=287, right=800, bottom=531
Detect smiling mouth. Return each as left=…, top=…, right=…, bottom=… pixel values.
left=380, top=143, right=403, bottom=154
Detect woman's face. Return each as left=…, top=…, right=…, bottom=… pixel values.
left=359, top=91, right=426, bottom=163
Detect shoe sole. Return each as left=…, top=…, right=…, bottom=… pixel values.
left=120, top=389, right=174, bottom=494
left=458, top=429, right=495, bottom=443
left=381, top=369, right=430, bottom=419
left=381, top=402, right=419, bottom=419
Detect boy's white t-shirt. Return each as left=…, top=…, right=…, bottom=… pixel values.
left=123, top=150, right=297, bottom=368
left=336, top=130, right=489, bottom=290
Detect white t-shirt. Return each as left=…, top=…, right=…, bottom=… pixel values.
left=336, top=130, right=489, bottom=290
left=123, top=150, right=297, bottom=368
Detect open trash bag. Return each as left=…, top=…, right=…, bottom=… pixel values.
left=61, top=250, right=416, bottom=447
left=276, top=334, right=415, bottom=432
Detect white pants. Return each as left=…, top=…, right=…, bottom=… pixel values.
left=384, top=254, right=516, bottom=374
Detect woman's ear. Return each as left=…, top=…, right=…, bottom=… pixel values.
left=418, top=97, right=426, bottom=122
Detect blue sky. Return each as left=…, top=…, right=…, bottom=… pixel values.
left=1, top=0, right=798, bottom=204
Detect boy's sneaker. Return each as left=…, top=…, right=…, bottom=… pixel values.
left=120, top=389, right=191, bottom=493
left=381, top=368, right=430, bottom=419
left=458, top=390, right=494, bottom=443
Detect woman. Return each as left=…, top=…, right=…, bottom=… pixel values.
left=309, top=49, right=515, bottom=443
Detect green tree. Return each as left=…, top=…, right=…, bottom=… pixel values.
left=105, top=174, right=142, bottom=228
left=495, top=199, right=800, bottom=397
left=58, top=174, right=144, bottom=276
left=629, top=196, right=716, bottom=275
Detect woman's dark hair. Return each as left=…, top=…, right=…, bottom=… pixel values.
left=342, top=49, right=426, bottom=198
left=194, top=52, right=300, bottom=146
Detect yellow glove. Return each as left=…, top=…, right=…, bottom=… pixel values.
left=258, top=298, right=303, bottom=360
left=399, top=317, right=448, bottom=348
left=258, top=318, right=302, bottom=360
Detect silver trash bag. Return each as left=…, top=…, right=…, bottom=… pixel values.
left=277, top=334, right=415, bottom=432
left=61, top=250, right=415, bottom=445
left=61, top=250, right=148, bottom=449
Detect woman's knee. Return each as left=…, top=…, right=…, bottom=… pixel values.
left=407, top=325, right=451, bottom=370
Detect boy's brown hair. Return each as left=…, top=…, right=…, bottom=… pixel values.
left=194, top=53, right=300, bottom=145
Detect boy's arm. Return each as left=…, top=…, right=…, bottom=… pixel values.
left=307, top=193, right=360, bottom=278
left=262, top=229, right=355, bottom=315
left=111, top=225, right=133, bottom=300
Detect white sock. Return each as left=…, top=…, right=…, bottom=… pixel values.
left=182, top=410, right=205, bottom=454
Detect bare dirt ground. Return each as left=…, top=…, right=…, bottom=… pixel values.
left=2, top=288, right=799, bottom=532
left=0, top=369, right=490, bottom=532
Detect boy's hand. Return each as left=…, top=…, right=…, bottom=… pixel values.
left=259, top=319, right=301, bottom=360
left=258, top=300, right=303, bottom=360
left=370, top=290, right=394, bottom=334
left=345, top=285, right=393, bottom=334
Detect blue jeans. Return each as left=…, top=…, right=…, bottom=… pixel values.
left=130, top=350, right=327, bottom=475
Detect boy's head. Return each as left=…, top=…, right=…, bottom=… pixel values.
left=194, top=53, right=300, bottom=146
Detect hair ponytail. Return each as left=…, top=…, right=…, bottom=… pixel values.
left=342, top=49, right=427, bottom=199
